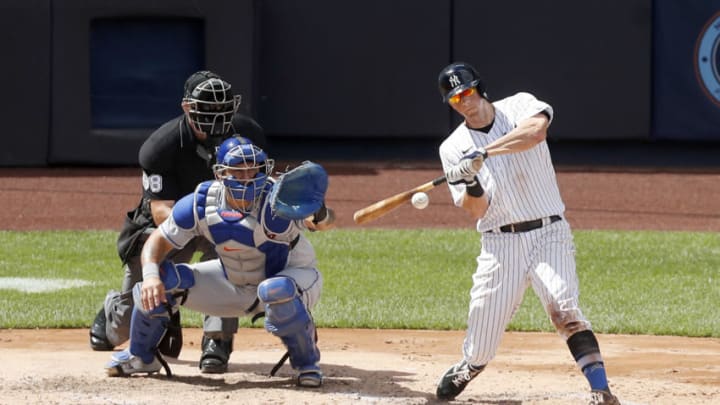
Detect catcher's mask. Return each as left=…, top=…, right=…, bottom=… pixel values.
left=437, top=62, right=488, bottom=103
left=183, top=71, right=240, bottom=138
left=213, top=140, right=274, bottom=213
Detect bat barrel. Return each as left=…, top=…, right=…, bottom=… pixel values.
left=352, top=176, right=446, bottom=225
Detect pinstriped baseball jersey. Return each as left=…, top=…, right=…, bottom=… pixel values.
left=439, top=92, right=564, bottom=232
left=435, top=64, right=614, bottom=400
left=439, top=91, right=592, bottom=366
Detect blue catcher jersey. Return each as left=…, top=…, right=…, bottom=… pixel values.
left=159, top=180, right=315, bottom=287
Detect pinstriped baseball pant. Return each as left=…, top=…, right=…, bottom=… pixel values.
left=463, top=219, right=591, bottom=366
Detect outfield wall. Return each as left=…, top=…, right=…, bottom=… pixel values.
left=2, top=0, right=719, bottom=166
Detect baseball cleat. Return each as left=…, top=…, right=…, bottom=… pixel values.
left=199, top=336, right=232, bottom=374
left=296, top=366, right=323, bottom=388
left=89, top=308, right=114, bottom=351
left=589, top=389, right=621, bottom=405
left=106, top=349, right=161, bottom=377
left=436, top=359, right=484, bottom=400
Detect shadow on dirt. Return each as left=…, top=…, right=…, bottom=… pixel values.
left=139, top=358, right=522, bottom=404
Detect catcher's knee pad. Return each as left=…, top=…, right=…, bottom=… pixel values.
left=131, top=262, right=193, bottom=318
left=159, top=261, right=195, bottom=291
left=258, top=277, right=320, bottom=370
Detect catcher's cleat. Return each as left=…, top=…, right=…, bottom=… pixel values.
left=436, top=359, right=485, bottom=400
left=89, top=307, right=114, bottom=351
left=199, top=336, right=233, bottom=374
left=589, top=389, right=621, bottom=405
left=106, top=349, right=161, bottom=377
left=296, top=366, right=323, bottom=388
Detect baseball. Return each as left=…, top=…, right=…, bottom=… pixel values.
left=411, top=192, right=429, bottom=209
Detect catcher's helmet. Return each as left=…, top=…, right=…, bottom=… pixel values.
left=183, top=71, right=240, bottom=138
left=215, top=135, right=252, bottom=162
left=438, top=62, right=487, bottom=103
left=213, top=138, right=274, bottom=212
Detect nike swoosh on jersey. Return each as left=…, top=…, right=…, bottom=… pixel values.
left=223, top=246, right=244, bottom=252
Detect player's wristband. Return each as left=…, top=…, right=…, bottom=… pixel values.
left=142, top=262, right=160, bottom=279
left=478, top=146, right=489, bottom=160
left=466, top=180, right=485, bottom=198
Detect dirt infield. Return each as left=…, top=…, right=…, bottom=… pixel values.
left=1, top=164, right=719, bottom=404
left=2, top=328, right=719, bottom=405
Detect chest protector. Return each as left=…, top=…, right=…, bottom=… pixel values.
left=194, top=181, right=299, bottom=286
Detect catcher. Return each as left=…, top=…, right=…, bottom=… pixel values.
left=105, top=137, right=335, bottom=387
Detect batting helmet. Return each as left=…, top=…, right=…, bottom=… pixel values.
left=437, top=62, right=488, bottom=103
left=183, top=70, right=241, bottom=138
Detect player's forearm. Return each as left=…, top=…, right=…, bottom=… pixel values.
left=150, top=200, right=175, bottom=226
left=304, top=206, right=336, bottom=231
left=485, top=115, right=548, bottom=156
left=313, top=208, right=336, bottom=231
left=460, top=193, right=489, bottom=219
left=486, top=129, right=544, bottom=156
left=140, top=230, right=174, bottom=278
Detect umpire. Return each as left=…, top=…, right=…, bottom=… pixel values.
left=90, top=70, right=265, bottom=374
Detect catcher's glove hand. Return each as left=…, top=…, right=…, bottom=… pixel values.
left=269, top=161, right=329, bottom=220
left=445, top=148, right=487, bottom=185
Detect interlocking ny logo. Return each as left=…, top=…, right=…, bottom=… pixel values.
left=449, top=74, right=461, bottom=88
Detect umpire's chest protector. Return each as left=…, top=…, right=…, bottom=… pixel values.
left=194, top=182, right=297, bottom=283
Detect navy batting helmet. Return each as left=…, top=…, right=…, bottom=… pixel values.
left=437, top=62, right=488, bottom=103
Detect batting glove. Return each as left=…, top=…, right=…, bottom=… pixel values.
left=445, top=148, right=487, bottom=185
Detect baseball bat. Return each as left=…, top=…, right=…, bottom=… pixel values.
left=353, top=175, right=447, bottom=225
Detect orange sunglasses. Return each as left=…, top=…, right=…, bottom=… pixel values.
left=448, top=87, right=476, bottom=104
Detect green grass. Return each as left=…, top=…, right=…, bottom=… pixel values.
left=0, top=229, right=717, bottom=337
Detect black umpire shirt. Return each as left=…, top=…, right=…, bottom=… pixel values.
left=137, top=113, right=264, bottom=218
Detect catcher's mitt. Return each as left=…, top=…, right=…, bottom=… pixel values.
left=269, top=161, right=328, bottom=220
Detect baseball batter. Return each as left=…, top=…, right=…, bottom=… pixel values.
left=105, top=138, right=335, bottom=387
left=434, top=62, right=620, bottom=405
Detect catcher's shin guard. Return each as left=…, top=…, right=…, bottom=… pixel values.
left=157, top=310, right=183, bottom=358
left=118, top=261, right=193, bottom=374
left=128, top=284, right=172, bottom=362
left=155, top=261, right=193, bottom=358
left=106, top=284, right=175, bottom=377
left=258, top=277, right=321, bottom=387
